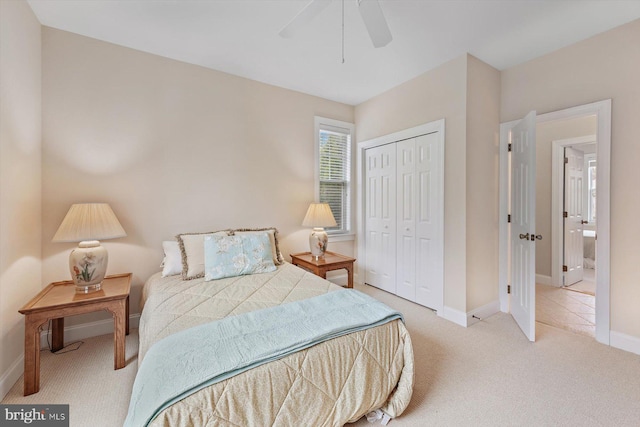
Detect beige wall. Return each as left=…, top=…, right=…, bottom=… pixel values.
left=501, top=18, right=640, bottom=339
left=535, top=116, right=597, bottom=277
left=41, top=28, right=354, bottom=325
left=465, top=56, right=501, bottom=311
left=355, top=54, right=500, bottom=315
left=0, top=0, right=42, bottom=389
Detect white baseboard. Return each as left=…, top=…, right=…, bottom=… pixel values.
left=38, top=313, right=140, bottom=348
left=441, top=305, right=467, bottom=327
left=0, top=355, right=24, bottom=401
left=0, top=313, right=140, bottom=401
left=325, top=272, right=349, bottom=287
left=536, top=274, right=552, bottom=286
left=467, top=300, right=501, bottom=326
left=610, top=330, right=640, bottom=356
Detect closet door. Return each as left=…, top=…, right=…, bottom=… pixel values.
left=414, top=133, right=443, bottom=311
left=364, top=144, right=396, bottom=293
left=395, top=133, right=444, bottom=311
left=396, top=138, right=417, bottom=300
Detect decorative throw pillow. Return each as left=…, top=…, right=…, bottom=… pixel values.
left=204, top=233, right=276, bottom=281
left=228, top=227, right=284, bottom=265
left=176, top=230, right=229, bottom=280
left=160, top=240, right=182, bottom=277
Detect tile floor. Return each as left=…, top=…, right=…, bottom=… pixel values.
left=536, top=278, right=596, bottom=338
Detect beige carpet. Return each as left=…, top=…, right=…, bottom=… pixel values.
left=3, top=283, right=640, bottom=426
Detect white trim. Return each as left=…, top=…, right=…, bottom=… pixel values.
left=357, top=120, right=444, bottom=151
left=610, top=331, right=640, bottom=356
left=441, top=306, right=467, bottom=327
left=0, top=355, right=24, bottom=400
left=499, top=99, right=611, bottom=345
left=551, top=135, right=596, bottom=287
left=0, top=314, right=140, bottom=400
left=535, top=274, right=552, bottom=286
left=467, top=300, right=501, bottom=326
left=327, top=233, right=355, bottom=243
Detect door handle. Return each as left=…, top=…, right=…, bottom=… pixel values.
left=581, top=220, right=588, bottom=224
left=519, top=233, right=529, bottom=240
left=533, top=234, right=542, bottom=241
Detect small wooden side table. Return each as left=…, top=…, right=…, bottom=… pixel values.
left=18, top=273, right=132, bottom=396
left=290, top=251, right=356, bottom=288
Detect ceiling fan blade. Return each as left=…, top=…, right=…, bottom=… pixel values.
left=279, top=0, right=333, bottom=39
left=358, top=0, right=392, bottom=48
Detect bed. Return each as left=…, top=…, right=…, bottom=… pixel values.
left=126, top=228, right=414, bottom=426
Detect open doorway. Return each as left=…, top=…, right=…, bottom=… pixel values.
left=499, top=99, right=611, bottom=344
left=535, top=118, right=598, bottom=338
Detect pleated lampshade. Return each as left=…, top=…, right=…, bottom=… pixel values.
left=302, top=203, right=337, bottom=228
left=53, top=203, right=126, bottom=243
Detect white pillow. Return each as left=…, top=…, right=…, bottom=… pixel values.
left=160, top=241, right=183, bottom=277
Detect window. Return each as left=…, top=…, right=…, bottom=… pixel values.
left=585, top=154, right=597, bottom=224
left=314, top=117, right=354, bottom=236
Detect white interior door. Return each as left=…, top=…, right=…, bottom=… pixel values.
left=564, top=147, right=585, bottom=285
left=396, top=138, right=416, bottom=300
left=395, top=132, right=444, bottom=311
left=414, top=133, right=444, bottom=311
left=510, top=111, right=537, bottom=342
left=364, top=143, right=396, bottom=293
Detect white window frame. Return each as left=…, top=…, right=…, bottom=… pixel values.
left=314, top=116, right=355, bottom=240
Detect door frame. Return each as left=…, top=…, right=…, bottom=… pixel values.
left=356, top=119, right=445, bottom=308
left=499, top=99, right=611, bottom=345
left=551, top=135, right=597, bottom=288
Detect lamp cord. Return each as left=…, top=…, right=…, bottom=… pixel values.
left=43, top=320, right=84, bottom=354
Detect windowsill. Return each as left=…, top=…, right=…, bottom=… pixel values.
left=328, top=233, right=355, bottom=242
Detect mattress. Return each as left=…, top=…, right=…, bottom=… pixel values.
left=136, top=262, right=414, bottom=426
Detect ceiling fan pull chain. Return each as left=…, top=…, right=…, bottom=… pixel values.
left=342, top=0, right=345, bottom=63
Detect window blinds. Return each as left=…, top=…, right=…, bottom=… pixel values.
left=319, top=125, right=351, bottom=233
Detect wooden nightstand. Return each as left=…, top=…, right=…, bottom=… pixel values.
left=18, top=273, right=132, bottom=396
left=290, top=251, right=356, bottom=288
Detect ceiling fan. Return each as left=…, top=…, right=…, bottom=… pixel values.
left=279, top=0, right=393, bottom=48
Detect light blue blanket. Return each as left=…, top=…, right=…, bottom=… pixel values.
left=124, top=288, right=403, bottom=427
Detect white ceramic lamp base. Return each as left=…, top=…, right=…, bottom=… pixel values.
left=69, top=240, right=108, bottom=293
left=309, top=227, right=329, bottom=259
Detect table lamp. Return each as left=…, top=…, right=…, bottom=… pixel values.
left=52, top=203, right=126, bottom=293
left=302, top=203, right=337, bottom=259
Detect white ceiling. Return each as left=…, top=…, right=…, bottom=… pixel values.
left=26, top=0, right=640, bottom=106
